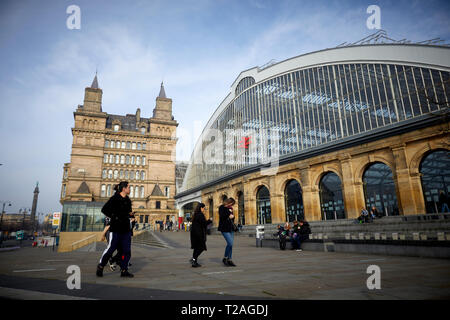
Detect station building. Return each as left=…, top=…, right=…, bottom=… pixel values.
left=175, top=39, right=450, bottom=227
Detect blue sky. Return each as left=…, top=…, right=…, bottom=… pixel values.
left=0, top=0, right=449, bottom=217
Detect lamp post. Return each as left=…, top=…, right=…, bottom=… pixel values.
left=0, top=201, right=12, bottom=244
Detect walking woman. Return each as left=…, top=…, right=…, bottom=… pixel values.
left=96, top=181, right=134, bottom=278
left=190, top=203, right=212, bottom=267
left=218, top=198, right=237, bottom=267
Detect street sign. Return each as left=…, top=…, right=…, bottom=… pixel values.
left=52, top=212, right=61, bottom=227
left=16, top=230, right=24, bottom=240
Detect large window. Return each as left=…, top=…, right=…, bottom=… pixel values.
left=238, top=191, right=245, bottom=225
left=284, top=180, right=304, bottom=222
left=363, top=162, right=399, bottom=216
left=61, top=202, right=105, bottom=232
left=420, top=150, right=450, bottom=213
left=319, top=172, right=345, bottom=220
left=257, top=186, right=271, bottom=224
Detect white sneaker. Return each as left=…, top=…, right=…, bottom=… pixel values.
left=296, top=249, right=302, bottom=252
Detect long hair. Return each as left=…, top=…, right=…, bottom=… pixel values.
left=223, top=197, right=235, bottom=206
left=114, top=181, right=129, bottom=193
left=192, top=202, right=206, bottom=221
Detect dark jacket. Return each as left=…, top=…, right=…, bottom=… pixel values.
left=190, top=211, right=211, bottom=251
left=299, top=222, right=311, bottom=235
left=101, top=192, right=132, bottom=233
left=217, top=205, right=234, bottom=232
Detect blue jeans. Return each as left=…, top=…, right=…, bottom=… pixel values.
left=221, top=232, right=234, bottom=259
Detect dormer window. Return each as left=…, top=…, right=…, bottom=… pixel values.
left=113, top=124, right=119, bottom=132
left=141, top=127, right=146, bottom=134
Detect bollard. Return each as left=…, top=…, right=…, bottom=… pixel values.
left=255, top=225, right=265, bottom=247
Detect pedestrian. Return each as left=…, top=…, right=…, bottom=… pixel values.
left=439, top=190, right=449, bottom=213
left=290, top=220, right=301, bottom=250
left=218, top=197, right=237, bottom=267
left=370, top=206, right=381, bottom=219
left=295, top=220, right=311, bottom=252
left=96, top=181, right=134, bottom=278
left=358, top=207, right=370, bottom=223
left=190, top=203, right=212, bottom=267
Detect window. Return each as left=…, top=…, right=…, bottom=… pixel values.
left=145, top=215, right=149, bottom=223
left=257, top=186, right=271, bottom=224
left=115, top=154, right=119, bottom=164
left=110, top=141, right=114, bottom=148
left=139, top=215, right=144, bottom=223
left=126, top=141, right=131, bottom=149
left=132, top=142, right=136, bottom=150
left=164, top=186, right=170, bottom=197
left=62, top=185, right=66, bottom=198
left=102, top=169, right=107, bottom=179
left=136, top=156, right=141, bottom=165
left=136, top=171, right=140, bottom=180
left=114, top=124, right=119, bottom=132
left=107, top=185, right=111, bottom=197
left=119, top=170, right=124, bottom=179
left=131, top=156, right=135, bottom=165
left=116, top=141, right=120, bottom=149
left=130, top=170, right=134, bottom=180
left=101, top=185, right=106, bottom=197
left=140, top=186, right=145, bottom=198
left=284, top=180, right=304, bottom=222
left=142, top=156, right=146, bottom=165
left=137, top=143, right=142, bottom=150
left=141, top=171, right=145, bottom=180
left=108, top=170, right=113, bottom=179
left=130, top=186, right=134, bottom=198
left=109, top=154, right=114, bottom=163
left=156, top=201, right=161, bottom=209
left=126, top=155, right=130, bottom=164
left=105, top=140, right=109, bottom=148
left=143, top=143, right=146, bottom=150
left=125, top=170, right=129, bottom=179
left=319, top=172, right=345, bottom=220
left=121, top=141, right=126, bottom=149
left=141, top=127, right=146, bottom=134
left=104, top=154, right=108, bottom=163
left=113, top=170, right=119, bottom=179
left=64, top=169, right=68, bottom=179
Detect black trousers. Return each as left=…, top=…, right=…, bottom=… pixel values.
left=99, top=231, right=131, bottom=270
left=193, top=248, right=204, bottom=260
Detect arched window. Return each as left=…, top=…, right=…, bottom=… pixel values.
left=108, top=170, right=113, bottom=179
left=319, top=172, right=345, bottom=220
left=141, top=171, right=145, bottom=180
left=131, top=156, right=135, bottom=165
left=101, top=185, right=106, bottom=197
left=119, top=170, right=124, bottom=179
left=113, top=124, right=119, bottom=132
left=130, top=170, right=134, bottom=180
left=126, top=141, right=131, bottom=149
left=142, top=156, right=146, bottom=165
left=140, top=186, right=145, bottom=198
left=107, top=185, right=111, bottom=197
left=136, top=156, right=141, bottom=165
left=420, top=150, right=450, bottom=213
left=102, top=169, right=107, bottom=179
left=130, top=186, right=134, bottom=198
left=126, top=155, right=130, bottom=164
left=136, top=171, right=140, bottom=180
left=137, top=143, right=142, bottom=150
left=208, top=198, right=214, bottom=221
left=109, top=154, right=114, bottom=163
left=284, top=180, right=304, bottom=222
left=115, top=154, right=119, bottom=164
left=132, top=142, right=136, bottom=150
left=141, top=127, right=146, bottom=134
left=113, top=170, right=119, bottom=179
left=143, top=143, right=147, bottom=150
left=121, top=141, right=126, bottom=149
left=125, top=170, right=129, bottom=179
left=103, top=154, right=108, bottom=163
left=62, top=185, right=66, bottom=198
left=120, top=155, right=125, bottom=164
left=257, top=186, right=271, bottom=224
left=104, top=140, right=109, bottom=148
left=363, top=162, right=399, bottom=216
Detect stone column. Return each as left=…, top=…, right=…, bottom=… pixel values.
left=391, top=145, right=420, bottom=215
left=300, top=166, right=321, bottom=221
left=340, top=156, right=363, bottom=219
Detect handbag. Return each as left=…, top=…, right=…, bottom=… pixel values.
left=229, top=218, right=238, bottom=232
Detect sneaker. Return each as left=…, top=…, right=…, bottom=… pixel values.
left=108, top=259, right=117, bottom=272
left=222, top=258, right=229, bottom=266
left=296, top=249, right=303, bottom=252
left=96, top=264, right=104, bottom=277
left=192, top=260, right=201, bottom=268
left=120, top=270, right=134, bottom=278
left=227, top=260, right=236, bottom=267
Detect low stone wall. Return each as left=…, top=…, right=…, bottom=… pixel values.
left=58, top=232, right=103, bottom=253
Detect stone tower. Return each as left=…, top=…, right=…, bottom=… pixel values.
left=31, top=182, right=39, bottom=230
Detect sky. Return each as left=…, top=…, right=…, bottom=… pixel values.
left=0, top=0, right=449, bottom=217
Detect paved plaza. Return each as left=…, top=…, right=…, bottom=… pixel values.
left=0, top=231, right=449, bottom=300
